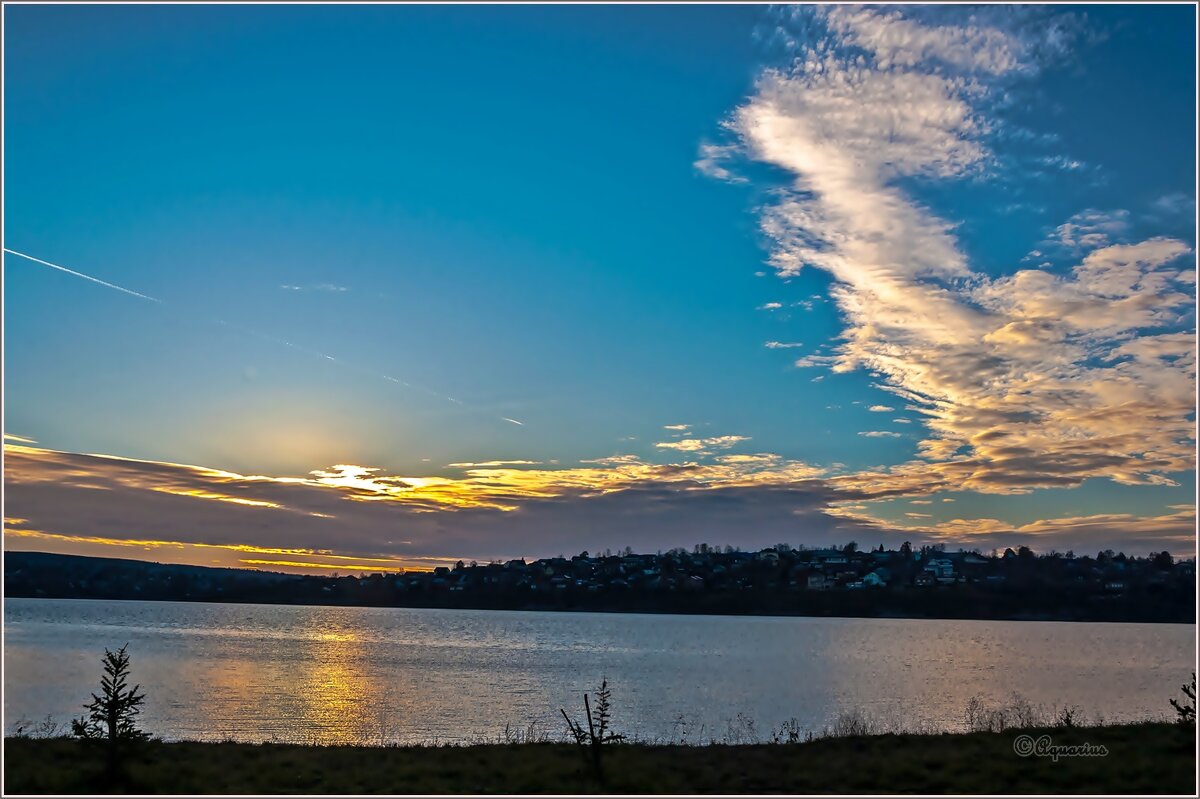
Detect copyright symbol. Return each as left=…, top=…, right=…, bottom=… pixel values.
left=1013, top=734, right=1035, bottom=756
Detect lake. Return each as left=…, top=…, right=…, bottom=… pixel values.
left=4, top=598, right=1194, bottom=744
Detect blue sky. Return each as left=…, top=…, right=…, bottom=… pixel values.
left=4, top=4, right=1196, bottom=571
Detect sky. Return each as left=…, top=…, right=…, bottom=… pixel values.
left=3, top=4, right=1196, bottom=573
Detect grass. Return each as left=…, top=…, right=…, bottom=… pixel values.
left=4, top=721, right=1194, bottom=794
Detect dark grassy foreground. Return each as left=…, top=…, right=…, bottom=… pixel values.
left=5, top=722, right=1195, bottom=794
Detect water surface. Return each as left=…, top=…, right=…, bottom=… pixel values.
left=4, top=598, right=1193, bottom=744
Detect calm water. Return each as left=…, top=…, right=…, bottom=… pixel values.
left=4, top=598, right=1194, bottom=744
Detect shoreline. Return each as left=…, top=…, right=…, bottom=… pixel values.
left=6, top=592, right=1196, bottom=625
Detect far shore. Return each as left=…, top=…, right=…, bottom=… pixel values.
left=7, top=591, right=1197, bottom=626
left=9, top=550, right=1194, bottom=625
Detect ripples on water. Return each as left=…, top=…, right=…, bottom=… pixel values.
left=4, top=598, right=1193, bottom=744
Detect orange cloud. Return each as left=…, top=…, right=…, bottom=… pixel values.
left=3, top=523, right=449, bottom=575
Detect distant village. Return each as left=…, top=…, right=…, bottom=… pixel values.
left=397, top=542, right=1195, bottom=601
left=6, top=543, right=1196, bottom=623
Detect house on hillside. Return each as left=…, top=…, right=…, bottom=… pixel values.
left=923, top=557, right=956, bottom=583
left=812, top=549, right=849, bottom=566
left=863, top=568, right=891, bottom=588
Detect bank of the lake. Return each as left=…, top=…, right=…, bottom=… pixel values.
left=5, top=722, right=1195, bottom=794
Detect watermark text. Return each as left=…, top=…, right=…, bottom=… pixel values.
left=1013, top=734, right=1108, bottom=762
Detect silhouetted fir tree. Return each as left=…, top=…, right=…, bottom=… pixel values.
left=72, top=644, right=149, bottom=787
left=72, top=644, right=148, bottom=742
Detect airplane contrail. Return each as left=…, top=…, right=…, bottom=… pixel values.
left=4, top=248, right=162, bottom=303
left=3, top=247, right=525, bottom=427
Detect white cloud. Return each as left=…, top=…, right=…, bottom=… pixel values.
left=694, top=143, right=747, bottom=183
left=448, top=460, right=542, bottom=468
left=794, top=354, right=836, bottom=368
left=710, top=6, right=1196, bottom=496
left=859, top=431, right=902, bottom=439
left=868, top=405, right=895, bottom=412
left=765, top=341, right=804, bottom=349
left=1039, top=155, right=1086, bottom=172
left=758, top=302, right=783, bottom=310
left=823, top=5, right=1029, bottom=76
left=654, top=435, right=750, bottom=453
left=281, top=283, right=349, bottom=293
left=1048, top=208, right=1130, bottom=252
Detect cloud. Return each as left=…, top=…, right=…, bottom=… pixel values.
left=694, top=143, right=747, bottom=183
left=3, top=526, right=423, bottom=572
left=448, top=460, right=542, bottom=468
left=820, top=5, right=1031, bottom=76
left=281, top=283, right=349, bottom=292
left=4, top=443, right=868, bottom=568
left=663, top=424, right=691, bottom=431
left=7, top=444, right=1192, bottom=573
left=709, top=6, right=1195, bottom=498
left=764, top=341, right=804, bottom=349
left=1048, top=208, right=1130, bottom=252
left=898, top=507, right=1197, bottom=554
left=868, top=405, right=895, bottom=412
left=823, top=497, right=1195, bottom=555
left=654, top=435, right=750, bottom=453
left=1149, top=192, right=1196, bottom=220
left=757, top=302, right=783, bottom=311
left=858, top=431, right=902, bottom=439
left=1038, top=155, right=1086, bottom=172
left=4, top=433, right=37, bottom=444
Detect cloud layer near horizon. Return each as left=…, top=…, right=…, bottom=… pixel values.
left=5, top=444, right=1193, bottom=573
